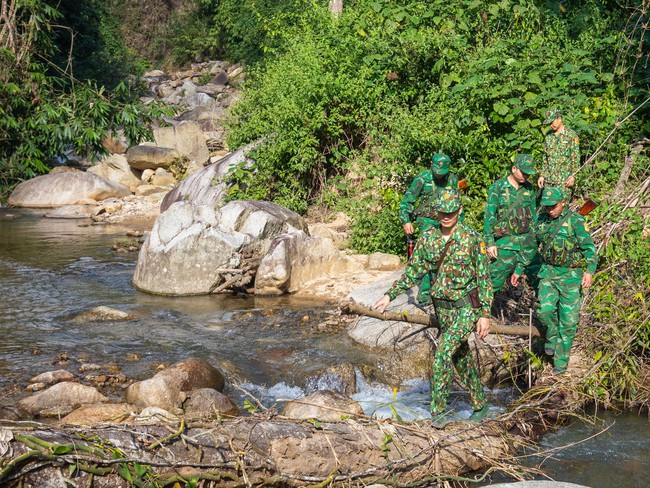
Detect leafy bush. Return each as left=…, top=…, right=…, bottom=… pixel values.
left=0, top=1, right=171, bottom=199
left=224, top=0, right=646, bottom=232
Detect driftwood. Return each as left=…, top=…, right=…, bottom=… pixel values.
left=0, top=376, right=584, bottom=487
left=0, top=416, right=525, bottom=487
left=340, top=299, right=541, bottom=338
left=208, top=251, right=261, bottom=294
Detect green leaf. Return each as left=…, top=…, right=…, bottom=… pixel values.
left=493, top=101, right=509, bottom=115
left=575, top=72, right=598, bottom=83
left=53, top=445, right=73, bottom=455
left=527, top=72, right=542, bottom=84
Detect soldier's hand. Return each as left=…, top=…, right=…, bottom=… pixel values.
left=582, top=273, right=593, bottom=289
left=476, top=317, right=490, bottom=340
left=487, top=246, right=498, bottom=259
left=537, top=176, right=545, bottom=188
left=510, top=273, right=521, bottom=287
left=374, top=295, right=391, bottom=313
left=403, top=223, right=414, bottom=235
left=565, top=176, right=575, bottom=187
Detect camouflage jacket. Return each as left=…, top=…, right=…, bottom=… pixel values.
left=399, top=170, right=459, bottom=228
left=385, top=222, right=493, bottom=318
left=541, top=127, right=580, bottom=186
left=483, top=177, right=537, bottom=254
left=520, top=208, right=597, bottom=274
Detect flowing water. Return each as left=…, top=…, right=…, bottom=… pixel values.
left=1, top=207, right=648, bottom=486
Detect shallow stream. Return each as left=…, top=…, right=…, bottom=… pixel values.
left=1, top=208, right=648, bottom=486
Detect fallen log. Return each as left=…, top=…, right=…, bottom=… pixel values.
left=0, top=373, right=586, bottom=488
left=0, top=416, right=523, bottom=487
left=340, top=299, right=541, bottom=338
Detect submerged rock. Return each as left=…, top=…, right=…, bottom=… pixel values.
left=281, top=390, right=364, bottom=421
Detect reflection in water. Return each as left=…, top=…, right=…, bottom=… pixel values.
left=0, top=209, right=377, bottom=405
left=511, top=407, right=650, bottom=488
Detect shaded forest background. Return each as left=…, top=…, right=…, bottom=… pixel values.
left=1, top=0, right=649, bottom=409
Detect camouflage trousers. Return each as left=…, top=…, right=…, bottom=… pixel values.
left=489, top=248, right=541, bottom=293
left=537, top=265, right=583, bottom=372
left=414, top=219, right=439, bottom=305
left=429, top=305, right=486, bottom=414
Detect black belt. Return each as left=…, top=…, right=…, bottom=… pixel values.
left=433, top=294, right=472, bottom=310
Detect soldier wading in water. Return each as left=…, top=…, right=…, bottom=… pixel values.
left=375, top=190, right=493, bottom=425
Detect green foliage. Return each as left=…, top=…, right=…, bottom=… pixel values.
left=224, top=0, right=647, bottom=229
left=348, top=187, right=405, bottom=255
left=51, top=0, right=143, bottom=87
left=0, top=1, right=171, bottom=199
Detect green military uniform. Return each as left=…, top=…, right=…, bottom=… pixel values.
left=520, top=187, right=597, bottom=373
left=541, top=109, right=580, bottom=187
left=386, top=190, right=493, bottom=415
left=483, top=155, right=539, bottom=291
left=399, top=153, right=459, bottom=304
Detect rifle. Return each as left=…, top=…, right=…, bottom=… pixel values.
left=406, top=233, right=415, bottom=259
left=578, top=198, right=598, bottom=216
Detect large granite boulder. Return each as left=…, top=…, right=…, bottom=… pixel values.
left=255, top=232, right=357, bottom=295
left=133, top=199, right=307, bottom=295
left=8, top=172, right=130, bottom=207
left=160, top=143, right=254, bottom=213
left=87, top=154, right=142, bottom=191
left=126, top=145, right=180, bottom=171
left=153, top=120, right=210, bottom=167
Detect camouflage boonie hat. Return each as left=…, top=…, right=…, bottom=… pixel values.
left=544, top=108, right=562, bottom=124
left=435, top=189, right=462, bottom=213
left=514, top=154, right=536, bottom=175
left=540, top=187, right=566, bottom=206
left=431, top=153, right=451, bottom=175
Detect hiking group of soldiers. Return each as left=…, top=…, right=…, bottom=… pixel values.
left=374, top=109, right=598, bottom=425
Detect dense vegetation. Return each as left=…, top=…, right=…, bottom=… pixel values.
left=0, top=0, right=169, bottom=198
left=186, top=0, right=650, bottom=410
left=0, top=0, right=648, bottom=411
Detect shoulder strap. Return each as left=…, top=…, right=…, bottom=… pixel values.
left=431, top=238, right=454, bottom=286
left=540, top=211, right=572, bottom=255
left=495, top=186, right=527, bottom=228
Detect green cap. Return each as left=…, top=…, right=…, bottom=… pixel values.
left=435, top=189, right=462, bottom=212
left=540, top=187, right=566, bottom=206
left=431, top=153, right=451, bottom=175
left=514, top=154, right=536, bottom=175
left=544, top=108, right=562, bottom=124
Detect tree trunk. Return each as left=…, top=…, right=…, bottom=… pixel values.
left=340, top=299, right=541, bottom=338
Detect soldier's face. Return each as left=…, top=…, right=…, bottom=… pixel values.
left=550, top=117, right=563, bottom=132
left=544, top=200, right=565, bottom=219
left=512, top=166, right=528, bottom=184
left=438, top=208, right=460, bottom=229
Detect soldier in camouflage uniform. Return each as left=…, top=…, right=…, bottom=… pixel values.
left=399, top=153, right=460, bottom=304
left=376, top=190, right=493, bottom=422
left=538, top=109, right=580, bottom=191
left=484, top=154, right=539, bottom=292
left=512, top=187, right=597, bottom=374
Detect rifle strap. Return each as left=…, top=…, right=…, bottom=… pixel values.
left=431, top=237, right=454, bottom=287
left=540, top=211, right=572, bottom=256
left=494, top=186, right=527, bottom=230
